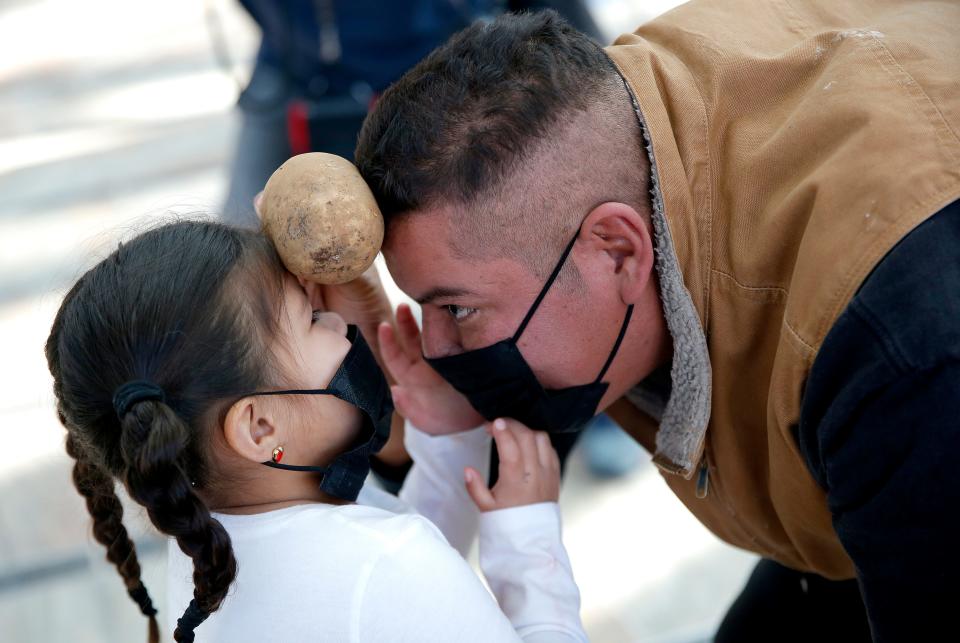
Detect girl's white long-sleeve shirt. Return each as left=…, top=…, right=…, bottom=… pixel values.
left=165, top=422, right=587, bottom=642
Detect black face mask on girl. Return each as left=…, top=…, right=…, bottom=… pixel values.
left=426, top=230, right=634, bottom=434
left=245, top=325, right=394, bottom=502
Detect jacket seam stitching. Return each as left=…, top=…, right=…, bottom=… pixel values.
left=711, top=269, right=788, bottom=296
left=696, top=46, right=714, bottom=333
left=816, top=186, right=960, bottom=345
left=784, top=320, right=816, bottom=357
left=869, top=34, right=960, bottom=163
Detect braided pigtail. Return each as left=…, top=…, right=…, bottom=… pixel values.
left=120, top=401, right=237, bottom=643
left=48, top=282, right=160, bottom=642
left=64, top=430, right=160, bottom=643
left=45, top=221, right=287, bottom=641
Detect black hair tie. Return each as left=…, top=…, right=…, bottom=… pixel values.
left=127, top=581, right=158, bottom=617
left=113, top=380, right=166, bottom=418
left=176, top=599, right=209, bottom=642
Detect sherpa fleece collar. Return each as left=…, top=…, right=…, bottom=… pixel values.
left=615, top=69, right=713, bottom=479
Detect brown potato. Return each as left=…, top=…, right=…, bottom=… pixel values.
left=260, top=152, right=384, bottom=284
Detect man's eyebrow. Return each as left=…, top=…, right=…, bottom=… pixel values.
left=415, top=286, right=473, bottom=306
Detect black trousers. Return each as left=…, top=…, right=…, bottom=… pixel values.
left=715, top=559, right=872, bottom=643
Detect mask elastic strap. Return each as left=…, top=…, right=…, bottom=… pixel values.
left=262, top=461, right=331, bottom=473
left=594, top=304, right=634, bottom=383
left=243, top=388, right=336, bottom=474
left=245, top=388, right=334, bottom=398
left=513, top=232, right=580, bottom=341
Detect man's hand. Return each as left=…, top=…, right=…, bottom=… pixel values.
left=464, top=418, right=560, bottom=512
left=378, top=303, right=484, bottom=434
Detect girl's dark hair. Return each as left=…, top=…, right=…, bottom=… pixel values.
left=45, top=220, right=286, bottom=642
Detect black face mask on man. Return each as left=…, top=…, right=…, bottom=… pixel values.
left=426, top=230, right=634, bottom=434
left=244, top=325, right=393, bottom=502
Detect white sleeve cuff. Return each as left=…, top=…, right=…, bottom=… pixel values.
left=479, top=502, right=562, bottom=541
left=398, top=421, right=491, bottom=557
left=403, top=421, right=489, bottom=463
left=479, top=502, right=586, bottom=641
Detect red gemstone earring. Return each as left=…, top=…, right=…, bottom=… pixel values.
left=271, top=446, right=284, bottom=463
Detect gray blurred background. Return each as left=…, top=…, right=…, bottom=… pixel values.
left=0, top=1, right=756, bottom=641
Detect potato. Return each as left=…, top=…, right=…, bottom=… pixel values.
left=260, top=152, right=384, bottom=284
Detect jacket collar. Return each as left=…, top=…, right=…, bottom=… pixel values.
left=605, top=45, right=713, bottom=478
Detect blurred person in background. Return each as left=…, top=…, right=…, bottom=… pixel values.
left=221, top=0, right=604, bottom=229
left=220, top=0, right=494, bottom=229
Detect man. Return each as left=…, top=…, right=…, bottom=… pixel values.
left=355, top=3, right=959, bottom=642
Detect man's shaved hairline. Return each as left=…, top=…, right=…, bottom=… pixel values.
left=454, top=84, right=649, bottom=273
left=385, top=74, right=650, bottom=293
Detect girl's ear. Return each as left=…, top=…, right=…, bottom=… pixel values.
left=223, top=398, right=280, bottom=464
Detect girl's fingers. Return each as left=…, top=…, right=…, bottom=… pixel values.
left=512, top=422, right=539, bottom=467
left=497, top=418, right=539, bottom=470
left=379, top=322, right=413, bottom=381
left=534, top=430, right=555, bottom=470
left=395, top=304, right=425, bottom=362
left=389, top=385, right=410, bottom=416
left=464, top=467, right=497, bottom=512
left=490, top=418, right=521, bottom=464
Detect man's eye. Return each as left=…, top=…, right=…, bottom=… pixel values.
left=444, top=304, right=476, bottom=322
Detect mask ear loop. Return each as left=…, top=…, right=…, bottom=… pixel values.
left=262, top=460, right=331, bottom=473
left=512, top=232, right=580, bottom=342
left=594, top=304, right=634, bottom=383
left=242, top=388, right=337, bottom=474
left=509, top=229, right=634, bottom=383
left=246, top=388, right=334, bottom=397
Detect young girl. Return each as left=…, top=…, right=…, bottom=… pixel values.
left=45, top=220, right=586, bottom=642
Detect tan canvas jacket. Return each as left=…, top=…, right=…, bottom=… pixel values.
left=604, top=0, right=960, bottom=578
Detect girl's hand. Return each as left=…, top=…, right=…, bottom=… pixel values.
left=378, top=303, right=485, bottom=434
left=464, top=418, right=560, bottom=512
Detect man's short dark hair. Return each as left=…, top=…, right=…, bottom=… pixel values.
left=355, top=10, right=619, bottom=220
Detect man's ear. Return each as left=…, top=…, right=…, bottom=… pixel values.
left=579, top=201, right=655, bottom=305
left=223, top=397, right=281, bottom=464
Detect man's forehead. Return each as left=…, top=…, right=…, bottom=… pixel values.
left=382, top=208, right=462, bottom=297
left=383, top=209, right=530, bottom=304
left=383, top=207, right=450, bottom=250
left=383, top=208, right=453, bottom=264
